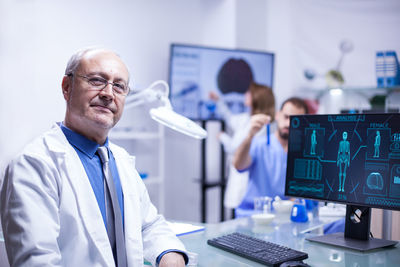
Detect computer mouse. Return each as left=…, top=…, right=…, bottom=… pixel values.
left=280, top=261, right=311, bottom=267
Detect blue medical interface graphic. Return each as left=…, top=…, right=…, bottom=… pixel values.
left=285, top=114, right=400, bottom=210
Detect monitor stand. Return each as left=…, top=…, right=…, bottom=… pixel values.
left=307, top=205, right=398, bottom=252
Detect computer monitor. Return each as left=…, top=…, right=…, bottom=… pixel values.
left=168, top=44, right=274, bottom=120
left=285, top=113, right=400, bottom=251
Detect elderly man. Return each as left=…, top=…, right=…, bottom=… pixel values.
left=0, top=48, right=187, bottom=266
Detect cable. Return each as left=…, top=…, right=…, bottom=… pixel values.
left=350, top=206, right=373, bottom=239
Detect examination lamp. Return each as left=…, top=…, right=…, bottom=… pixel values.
left=124, top=80, right=207, bottom=139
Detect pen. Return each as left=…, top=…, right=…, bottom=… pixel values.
left=266, top=124, right=270, bottom=145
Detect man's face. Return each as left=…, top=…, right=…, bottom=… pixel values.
left=63, top=51, right=129, bottom=133
left=275, top=102, right=306, bottom=140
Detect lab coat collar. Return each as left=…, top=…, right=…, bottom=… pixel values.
left=59, top=122, right=101, bottom=158
left=44, top=123, right=115, bottom=266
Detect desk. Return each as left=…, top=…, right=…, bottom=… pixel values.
left=179, top=216, right=400, bottom=266
left=1, top=216, right=399, bottom=266
left=0, top=234, right=8, bottom=267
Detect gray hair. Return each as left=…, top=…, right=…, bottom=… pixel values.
left=64, top=47, right=128, bottom=77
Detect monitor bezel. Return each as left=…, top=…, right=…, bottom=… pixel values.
left=285, top=113, right=400, bottom=212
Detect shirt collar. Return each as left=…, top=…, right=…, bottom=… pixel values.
left=60, top=123, right=109, bottom=158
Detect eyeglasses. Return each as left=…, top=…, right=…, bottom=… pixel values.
left=68, top=73, right=130, bottom=96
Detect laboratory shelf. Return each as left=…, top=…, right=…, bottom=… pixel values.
left=110, top=123, right=166, bottom=214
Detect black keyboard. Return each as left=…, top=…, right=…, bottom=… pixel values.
left=207, top=232, right=308, bottom=267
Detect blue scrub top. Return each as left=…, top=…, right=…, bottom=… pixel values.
left=236, top=133, right=288, bottom=217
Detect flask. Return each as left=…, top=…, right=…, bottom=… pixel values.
left=291, top=199, right=308, bottom=223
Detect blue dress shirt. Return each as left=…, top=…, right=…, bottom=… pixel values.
left=60, top=124, right=124, bottom=229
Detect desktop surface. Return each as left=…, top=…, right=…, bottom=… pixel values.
left=178, top=216, right=400, bottom=267
left=2, top=216, right=400, bottom=266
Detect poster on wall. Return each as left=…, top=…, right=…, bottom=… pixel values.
left=168, top=44, right=274, bottom=120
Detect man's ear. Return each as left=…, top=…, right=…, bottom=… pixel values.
left=62, top=75, right=72, bottom=101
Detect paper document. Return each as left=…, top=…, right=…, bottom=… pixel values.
left=167, top=221, right=205, bottom=236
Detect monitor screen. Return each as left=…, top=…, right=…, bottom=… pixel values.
left=285, top=113, right=400, bottom=211
left=168, top=44, right=274, bottom=120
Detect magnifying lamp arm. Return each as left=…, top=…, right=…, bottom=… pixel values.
left=124, top=80, right=170, bottom=110
left=122, top=79, right=207, bottom=139
left=124, top=91, right=149, bottom=109
left=161, top=97, right=173, bottom=109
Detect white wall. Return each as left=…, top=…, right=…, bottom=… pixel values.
left=0, top=0, right=234, bottom=167
left=0, top=0, right=233, bottom=166
left=0, top=0, right=238, bottom=222
left=263, top=0, right=400, bottom=108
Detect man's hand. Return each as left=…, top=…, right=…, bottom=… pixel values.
left=233, top=114, right=271, bottom=171
left=208, top=91, right=219, bottom=102
left=248, top=114, right=271, bottom=138
left=159, top=252, right=186, bottom=267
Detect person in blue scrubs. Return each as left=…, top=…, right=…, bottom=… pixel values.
left=233, top=97, right=308, bottom=217
left=209, top=83, right=275, bottom=211
left=232, top=97, right=345, bottom=234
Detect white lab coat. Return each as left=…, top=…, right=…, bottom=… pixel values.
left=217, top=105, right=266, bottom=209
left=219, top=112, right=251, bottom=208
left=0, top=123, right=186, bottom=267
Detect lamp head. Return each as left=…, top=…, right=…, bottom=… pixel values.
left=124, top=80, right=207, bottom=139
left=150, top=106, right=207, bottom=139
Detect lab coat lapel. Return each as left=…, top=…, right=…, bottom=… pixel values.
left=46, top=125, right=115, bottom=266
left=111, top=145, right=145, bottom=265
